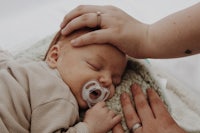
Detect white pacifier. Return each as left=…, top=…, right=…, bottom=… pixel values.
left=82, top=80, right=110, bottom=108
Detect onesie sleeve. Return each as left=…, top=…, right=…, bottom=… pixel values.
left=63, top=122, right=89, bottom=133
left=31, top=99, right=89, bottom=133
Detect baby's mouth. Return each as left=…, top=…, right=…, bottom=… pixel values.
left=89, top=90, right=102, bottom=100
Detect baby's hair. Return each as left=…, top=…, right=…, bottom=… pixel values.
left=44, top=27, right=100, bottom=60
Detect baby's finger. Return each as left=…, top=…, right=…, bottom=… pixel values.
left=97, top=101, right=106, bottom=107
left=111, top=115, right=122, bottom=127
left=108, top=110, right=117, bottom=118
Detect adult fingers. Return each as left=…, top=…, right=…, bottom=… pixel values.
left=60, top=5, right=105, bottom=28
left=120, top=92, right=140, bottom=129
left=61, top=12, right=99, bottom=35
left=147, top=88, right=172, bottom=120
left=69, top=29, right=114, bottom=47
left=131, top=83, right=154, bottom=123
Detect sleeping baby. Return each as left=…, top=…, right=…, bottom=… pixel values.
left=0, top=28, right=127, bottom=133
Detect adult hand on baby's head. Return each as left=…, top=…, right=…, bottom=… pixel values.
left=116, top=83, right=186, bottom=133
left=83, top=101, right=121, bottom=133
left=60, top=5, right=149, bottom=58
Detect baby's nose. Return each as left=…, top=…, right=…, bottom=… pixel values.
left=99, top=73, right=112, bottom=88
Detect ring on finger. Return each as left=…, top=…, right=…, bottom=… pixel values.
left=96, top=11, right=102, bottom=27
left=130, top=122, right=142, bottom=133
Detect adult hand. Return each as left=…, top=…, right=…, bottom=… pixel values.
left=60, top=5, right=149, bottom=58
left=114, top=83, right=186, bottom=133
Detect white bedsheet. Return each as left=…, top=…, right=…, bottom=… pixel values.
left=0, top=0, right=200, bottom=132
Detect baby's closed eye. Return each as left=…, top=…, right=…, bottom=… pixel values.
left=87, top=61, right=102, bottom=71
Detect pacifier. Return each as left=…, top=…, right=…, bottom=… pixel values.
left=82, top=80, right=110, bottom=108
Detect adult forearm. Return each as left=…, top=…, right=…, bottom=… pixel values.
left=145, top=3, right=200, bottom=58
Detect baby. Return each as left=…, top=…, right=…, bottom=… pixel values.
left=0, top=28, right=127, bottom=133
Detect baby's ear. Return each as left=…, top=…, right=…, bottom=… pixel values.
left=45, top=45, right=61, bottom=68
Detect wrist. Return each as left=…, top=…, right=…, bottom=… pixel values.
left=82, top=121, right=94, bottom=133
left=134, top=23, right=151, bottom=58
left=141, top=23, right=151, bottom=58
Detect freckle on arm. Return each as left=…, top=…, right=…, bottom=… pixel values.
left=184, top=49, right=192, bottom=54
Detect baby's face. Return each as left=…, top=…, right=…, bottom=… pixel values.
left=46, top=31, right=127, bottom=109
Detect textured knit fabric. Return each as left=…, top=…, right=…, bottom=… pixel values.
left=0, top=49, right=89, bottom=133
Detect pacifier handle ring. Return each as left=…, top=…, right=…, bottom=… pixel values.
left=82, top=80, right=99, bottom=100
left=82, top=80, right=110, bottom=108
left=87, top=87, right=110, bottom=103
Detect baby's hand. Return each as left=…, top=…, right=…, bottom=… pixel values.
left=83, top=101, right=121, bottom=133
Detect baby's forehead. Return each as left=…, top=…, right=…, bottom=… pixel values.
left=59, top=28, right=125, bottom=56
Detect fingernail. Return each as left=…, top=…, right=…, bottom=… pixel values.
left=61, top=27, right=69, bottom=35
left=60, top=22, right=64, bottom=28
left=70, top=39, right=76, bottom=45
left=147, top=88, right=151, bottom=92
left=61, top=29, right=65, bottom=35
left=131, top=83, right=139, bottom=90
left=147, top=88, right=153, bottom=94
left=121, top=93, right=127, bottom=100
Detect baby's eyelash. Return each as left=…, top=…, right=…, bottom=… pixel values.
left=87, top=61, right=101, bottom=71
